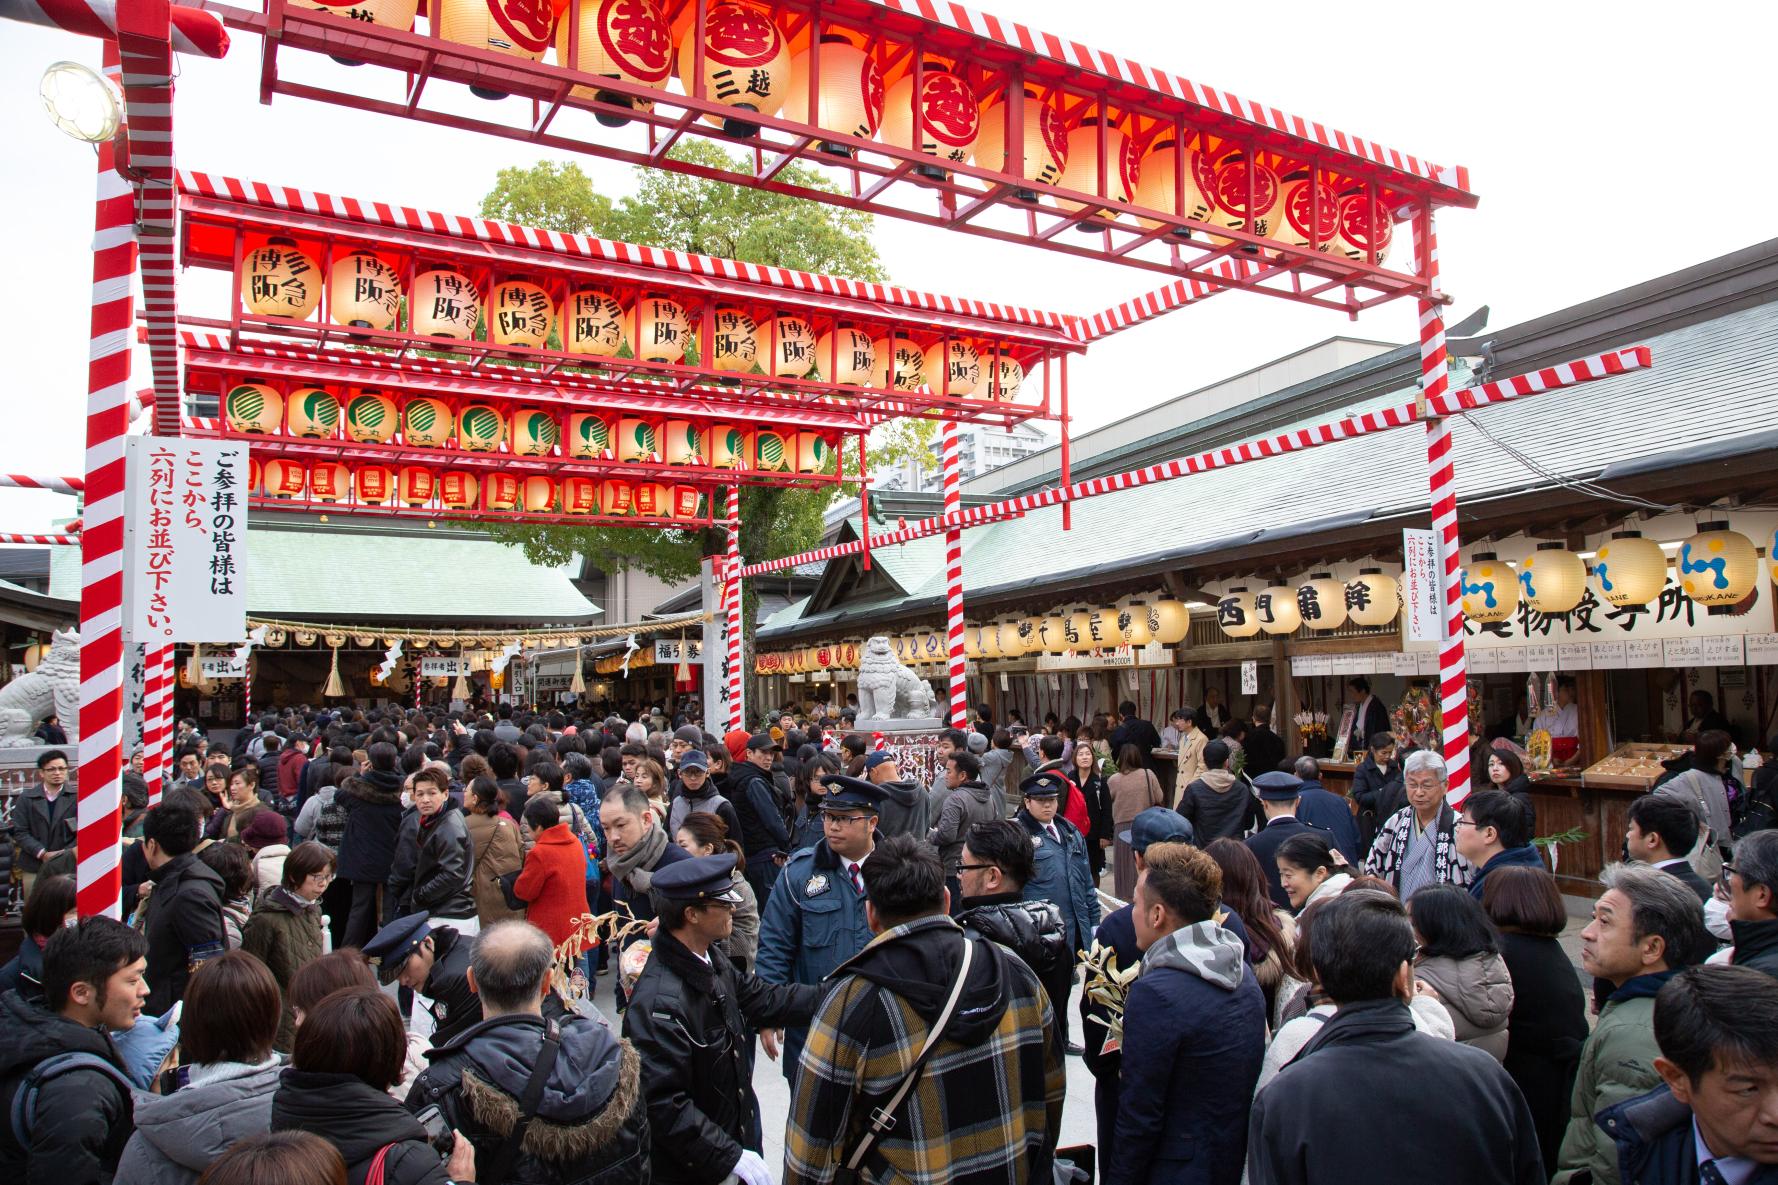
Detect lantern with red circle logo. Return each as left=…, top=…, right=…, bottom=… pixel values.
left=290, top=0, right=417, bottom=33
left=677, top=2, right=789, bottom=136
left=1329, top=182, right=1394, bottom=264
left=1206, top=149, right=1282, bottom=243
left=436, top=0, right=552, bottom=77
left=554, top=0, right=671, bottom=124
left=439, top=471, right=480, bottom=510
left=1270, top=168, right=1339, bottom=252
left=1133, top=138, right=1213, bottom=234
left=399, top=466, right=437, bottom=506
left=781, top=33, right=883, bottom=156
left=1056, top=117, right=1140, bottom=226
left=974, top=88, right=1066, bottom=201
left=881, top=60, right=980, bottom=178
left=307, top=461, right=352, bottom=503
left=355, top=464, right=397, bottom=506
left=562, top=476, right=599, bottom=515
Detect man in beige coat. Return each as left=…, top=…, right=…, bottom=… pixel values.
left=1171, top=712, right=1208, bottom=809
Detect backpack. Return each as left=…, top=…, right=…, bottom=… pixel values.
left=311, top=795, right=348, bottom=850
left=563, top=800, right=599, bottom=880
left=9, top=1051, right=134, bottom=1147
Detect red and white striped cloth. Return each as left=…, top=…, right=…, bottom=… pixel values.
left=0, top=475, right=85, bottom=495
left=1081, top=258, right=1260, bottom=341
left=940, top=420, right=967, bottom=728
left=0, top=0, right=228, bottom=57
left=117, top=4, right=180, bottom=430
left=723, top=487, right=744, bottom=734
left=0, top=532, right=81, bottom=545
left=140, top=643, right=170, bottom=804
left=156, top=646, right=175, bottom=800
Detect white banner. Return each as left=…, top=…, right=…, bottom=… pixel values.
left=1240, top=660, right=1258, bottom=695
left=420, top=657, right=472, bottom=677
left=1402, top=528, right=1441, bottom=643
left=200, top=655, right=247, bottom=680
left=1035, top=647, right=1135, bottom=671
left=125, top=437, right=248, bottom=643
left=655, top=638, right=704, bottom=663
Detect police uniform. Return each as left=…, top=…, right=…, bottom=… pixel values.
left=754, top=775, right=881, bottom=1076
left=1016, top=770, right=1101, bottom=1054
left=623, top=855, right=822, bottom=1185
left=364, top=911, right=480, bottom=1046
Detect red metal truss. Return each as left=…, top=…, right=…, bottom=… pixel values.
left=245, top=494, right=716, bottom=531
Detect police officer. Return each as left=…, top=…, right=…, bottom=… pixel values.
left=624, top=854, right=822, bottom=1185
left=363, top=911, right=480, bottom=1046
left=1015, top=769, right=1100, bottom=1055
left=755, top=774, right=880, bottom=1076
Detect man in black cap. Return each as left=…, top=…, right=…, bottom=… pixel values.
left=666, top=747, right=742, bottom=841
left=363, top=911, right=480, bottom=1045
left=756, top=774, right=881, bottom=1075
left=726, top=734, right=792, bottom=902
left=1015, top=770, right=1100, bottom=1056
left=625, top=854, right=823, bottom=1185
left=1245, top=771, right=1325, bottom=909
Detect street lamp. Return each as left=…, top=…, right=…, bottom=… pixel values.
left=39, top=60, right=122, bottom=143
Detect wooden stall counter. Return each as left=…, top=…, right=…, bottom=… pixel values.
left=1526, top=772, right=1644, bottom=898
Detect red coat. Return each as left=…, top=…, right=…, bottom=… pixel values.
left=512, top=825, right=589, bottom=952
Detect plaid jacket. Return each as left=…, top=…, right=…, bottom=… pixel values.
left=784, top=916, right=1064, bottom=1185
left=1363, top=802, right=1475, bottom=891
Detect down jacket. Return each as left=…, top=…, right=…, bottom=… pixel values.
left=115, top=1058, right=283, bottom=1185
left=1412, top=950, right=1514, bottom=1062
left=336, top=770, right=406, bottom=885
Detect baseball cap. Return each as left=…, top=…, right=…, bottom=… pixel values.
left=1118, top=806, right=1195, bottom=853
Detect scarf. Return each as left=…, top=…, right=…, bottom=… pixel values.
left=607, top=822, right=668, bottom=891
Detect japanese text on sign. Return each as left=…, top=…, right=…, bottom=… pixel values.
left=126, top=437, right=247, bottom=643
left=1402, top=529, right=1441, bottom=643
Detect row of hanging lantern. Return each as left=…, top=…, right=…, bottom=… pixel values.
left=222, top=380, right=844, bottom=475
left=239, top=628, right=591, bottom=649
left=1216, top=570, right=1403, bottom=639
left=247, top=454, right=710, bottom=519
left=243, top=242, right=1031, bottom=399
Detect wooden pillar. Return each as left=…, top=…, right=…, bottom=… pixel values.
left=1577, top=669, right=1612, bottom=766
left=1273, top=638, right=1298, bottom=758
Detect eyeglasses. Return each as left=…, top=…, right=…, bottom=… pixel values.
left=40, top=764, right=68, bottom=774
left=1452, top=819, right=1479, bottom=829
left=957, top=863, right=998, bottom=872
left=823, top=814, right=873, bottom=825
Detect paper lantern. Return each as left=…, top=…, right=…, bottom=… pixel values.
left=562, top=476, right=599, bottom=515
left=1205, top=149, right=1283, bottom=241
left=1119, top=602, right=1154, bottom=647
left=1133, top=137, right=1213, bottom=232
left=439, top=471, right=479, bottom=510
left=763, top=315, right=816, bottom=378
left=813, top=327, right=874, bottom=386
left=1678, top=523, right=1758, bottom=606
left=398, top=466, right=437, bottom=505
left=1148, top=599, right=1190, bottom=645
left=563, top=288, right=628, bottom=356
left=489, top=280, right=556, bottom=348
left=1330, top=183, right=1394, bottom=264
left=979, top=626, right=1004, bottom=660
left=1011, top=618, right=1042, bottom=655
left=283, top=386, right=341, bottom=439
left=354, top=463, right=396, bottom=506
left=262, top=458, right=307, bottom=499
left=754, top=429, right=791, bottom=473
left=709, top=306, right=760, bottom=374
left=871, top=335, right=925, bottom=391
left=677, top=2, right=790, bottom=134
left=482, top=474, right=520, bottom=512
left=600, top=478, right=635, bottom=516
left=410, top=268, right=481, bottom=338
left=1271, top=168, right=1340, bottom=251
left=1217, top=587, right=1261, bottom=638
left=520, top=474, right=558, bottom=513
left=456, top=403, right=506, bottom=453
left=225, top=382, right=283, bottom=435
left=1296, top=574, right=1348, bottom=630
left=629, top=294, right=689, bottom=363
left=709, top=423, right=754, bottom=469
left=1254, top=586, right=1301, bottom=635
left=663, top=419, right=706, bottom=466
left=242, top=237, right=320, bottom=319
left=973, top=88, right=1066, bottom=199
left=552, top=0, right=670, bottom=121
left=669, top=484, right=706, bottom=519
left=307, top=461, right=352, bottom=503
left=567, top=411, right=614, bottom=460
left=617, top=416, right=660, bottom=463
left=1059, top=611, right=1087, bottom=650
left=343, top=388, right=398, bottom=443
left=1032, top=615, right=1064, bottom=653
left=509, top=407, right=561, bottom=457
left=1519, top=544, right=1588, bottom=613
left=435, top=0, right=551, bottom=66
left=985, top=354, right=1024, bottom=401
left=793, top=431, right=833, bottom=474
left=289, top=0, right=417, bottom=35
left=1056, top=117, right=1139, bottom=223
left=781, top=34, right=883, bottom=154
left=1461, top=553, right=1519, bottom=623
left=962, top=627, right=983, bottom=660
left=1087, top=608, right=1117, bottom=648
left=1345, top=569, right=1400, bottom=627
left=920, top=339, right=982, bottom=397
left=634, top=480, right=671, bottom=518
left=400, top=396, right=453, bottom=448
left=248, top=456, right=262, bottom=496
left=881, top=61, right=979, bottom=179
left=328, top=250, right=403, bottom=331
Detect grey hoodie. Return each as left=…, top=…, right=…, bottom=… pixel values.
left=1140, top=918, right=1249, bottom=990
left=115, top=1058, right=284, bottom=1185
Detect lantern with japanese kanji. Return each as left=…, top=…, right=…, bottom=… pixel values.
left=439, top=471, right=479, bottom=510
left=562, top=475, right=599, bottom=515
left=1217, top=587, right=1261, bottom=638
left=262, top=458, right=307, bottom=499
left=670, top=484, right=706, bottom=519
left=1272, top=168, right=1339, bottom=252
left=354, top=463, right=397, bottom=506
left=284, top=386, right=342, bottom=439
left=290, top=0, right=418, bottom=34
left=633, top=480, right=674, bottom=518
left=1296, top=574, right=1348, bottom=630
left=225, top=382, right=283, bottom=435
left=402, top=396, right=454, bottom=447
left=520, top=474, right=558, bottom=512
left=509, top=407, right=561, bottom=457
left=754, top=430, right=790, bottom=473
left=456, top=402, right=507, bottom=452
left=568, top=411, right=614, bottom=460
left=1592, top=532, right=1665, bottom=608
left=813, top=327, right=874, bottom=386
left=1461, top=553, right=1519, bottom=623
left=489, top=280, right=556, bottom=348
left=1329, top=183, right=1394, bottom=264
left=764, top=315, right=816, bottom=378
left=553, top=0, right=671, bottom=123
left=663, top=419, right=706, bottom=466
left=974, top=88, right=1066, bottom=200
left=1206, top=149, right=1283, bottom=242
left=1345, top=569, right=1400, bottom=627
left=629, top=294, right=690, bottom=363
left=1056, top=117, right=1139, bottom=224
left=1520, top=544, right=1588, bottom=613
left=410, top=267, right=481, bottom=338
left=709, top=306, right=760, bottom=374
left=1119, top=603, right=1154, bottom=647
left=600, top=478, right=635, bottom=516
left=870, top=335, right=925, bottom=391
left=882, top=60, right=979, bottom=177
left=248, top=456, right=262, bottom=496
left=563, top=288, right=627, bottom=356
left=710, top=424, right=754, bottom=469
left=617, top=417, right=660, bottom=463
left=677, top=2, right=790, bottom=135
left=793, top=431, right=832, bottom=475
left=1133, top=138, right=1213, bottom=233
left=986, top=354, right=1023, bottom=401
left=328, top=249, right=403, bottom=330
left=782, top=34, right=882, bottom=154
left=307, top=461, right=352, bottom=503
left=1033, top=616, right=1063, bottom=652
left=1679, top=523, right=1758, bottom=606
left=1149, top=599, right=1190, bottom=644
left=436, top=0, right=552, bottom=67
left=920, top=339, right=982, bottom=398
left=343, top=388, right=398, bottom=443
left=1059, top=611, right=1086, bottom=650
left=398, top=465, right=437, bottom=506
left=242, top=237, right=321, bottom=319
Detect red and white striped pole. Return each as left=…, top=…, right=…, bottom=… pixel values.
left=156, top=645, right=175, bottom=795
left=140, top=643, right=168, bottom=802
left=1415, top=210, right=1472, bottom=807
left=723, top=485, right=744, bottom=733
left=940, top=419, right=967, bottom=727
left=0, top=532, right=82, bottom=545
left=75, top=41, right=134, bottom=921
left=0, top=475, right=85, bottom=494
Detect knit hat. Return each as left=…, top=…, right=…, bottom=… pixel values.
left=240, top=810, right=288, bottom=851
left=965, top=731, right=989, bottom=755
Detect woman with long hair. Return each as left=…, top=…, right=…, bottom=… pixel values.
left=1205, top=838, right=1297, bottom=1019
left=675, top=811, right=760, bottom=971
left=1108, top=743, right=1165, bottom=899
left=462, top=776, right=524, bottom=927
left=1072, top=740, right=1114, bottom=880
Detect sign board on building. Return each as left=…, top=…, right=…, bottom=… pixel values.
left=1240, top=660, right=1258, bottom=695
left=1401, top=528, right=1441, bottom=643
left=655, top=638, right=704, bottom=663
left=125, top=437, right=248, bottom=643
left=1035, top=647, right=1136, bottom=671
left=200, top=655, right=247, bottom=680
left=420, top=657, right=472, bottom=677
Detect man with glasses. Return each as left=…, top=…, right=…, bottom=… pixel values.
left=756, top=774, right=881, bottom=1076
left=15, top=750, right=75, bottom=897
left=1723, top=831, right=1778, bottom=979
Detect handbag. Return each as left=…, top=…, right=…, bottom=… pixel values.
left=833, top=936, right=976, bottom=1185
left=497, top=869, right=527, bottom=913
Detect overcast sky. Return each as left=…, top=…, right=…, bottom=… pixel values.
left=1, top=0, right=1774, bottom=530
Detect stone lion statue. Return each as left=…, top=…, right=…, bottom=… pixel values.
left=856, top=635, right=938, bottom=722
left=0, top=628, right=80, bottom=747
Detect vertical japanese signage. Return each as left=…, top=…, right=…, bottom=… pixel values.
left=1402, top=528, right=1441, bottom=642
left=125, top=437, right=248, bottom=643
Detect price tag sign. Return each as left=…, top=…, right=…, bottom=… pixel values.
left=1467, top=649, right=1500, bottom=674
left=1626, top=639, right=1665, bottom=668
left=1746, top=633, right=1778, bottom=666
left=1241, top=660, right=1258, bottom=695
left=1495, top=645, right=1529, bottom=671
left=1591, top=639, right=1628, bottom=669
left=1663, top=637, right=1704, bottom=666
left=1526, top=643, right=1559, bottom=671
left=1291, top=657, right=1312, bottom=676
left=1392, top=651, right=1421, bottom=676
left=1557, top=642, right=1594, bottom=671
left=1700, top=635, right=1746, bottom=667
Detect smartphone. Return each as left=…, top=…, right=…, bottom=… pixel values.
left=413, top=1104, right=455, bottom=1159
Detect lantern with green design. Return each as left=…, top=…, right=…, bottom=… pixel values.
left=754, top=429, right=791, bottom=473
left=568, top=412, right=614, bottom=460
left=617, top=416, right=660, bottom=463
left=284, top=386, right=341, bottom=439
left=509, top=407, right=561, bottom=457
left=793, top=431, right=833, bottom=474
left=402, top=396, right=454, bottom=447
left=343, top=388, right=398, bottom=443
left=456, top=402, right=506, bottom=453
left=709, top=423, right=754, bottom=470
left=664, top=419, right=706, bottom=466
left=225, top=382, right=284, bottom=435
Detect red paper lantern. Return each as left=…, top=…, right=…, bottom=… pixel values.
left=520, top=474, right=558, bottom=512
left=1205, top=150, right=1283, bottom=242
left=1133, top=138, right=1213, bottom=233
left=398, top=465, right=437, bottom=506
left=248, top=456, right=263, bottom=495
left=670, top=484, right=705, bottom=519
left=307, top=461, right=352, bottom=503
left=600, top=478, right=635, bottom=516
left=262, top=458, right=307, bottom=499
left=436, top=0, right=552, bottom=65
left=974, top=88, right=1067, bottom=197
left=439, top=471, right=480, bottom=510
left=562, top=475, right=599, bottom=515
left=355, top=463, right=397, bottom=506
left=1271, top=168, right=1339, bottom=252
left=482, top=472, right=522, bottom=512
left=633, top=480, right=674, bottom=518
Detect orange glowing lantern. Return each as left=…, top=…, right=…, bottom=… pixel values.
left=307, top=461, right=352, bottom=503
left=793, top=431, right=833, bottom=474
left=670, top=484, right=705, bottom=519
left=248, top=456, right=262, bottom=496
left=781, top=34, right=883, bottom=155
left=974, top=88, right=1067, bottom=200
left=629, top=294, right=690, bottom=363
left=284, top=386, right=342, bottom=439
left=882, top=60, right=980, bottom=177
left=709, top=424, right=753, bottom=470
left=290, top=0, right=417, bottom=33
left=633, top=480, right=674, bottom=518
left=398, top=466, right=437, bottom=505
left=1205, top=149, right=1282, bottom=242
left=328, top=249, right=403, bottom=331
left=709, top=306, right=760, bottom=374
left=402, top=396, right=454, bottom=447
left=1329, top=183, right=1394, bottom=264
left=920, top=339, right=982, bottom=398
left=813, top=327, right=874, bottom=386
left=262, top=458, right=307, bottom=499
left=617, top=417, right=660, bottom=463
left=456, top=403, right=507, bottom=453
left=439, top=471, right=479, bottom=510
left=435, top=0, right=551, bottom=67
left=986, top=354, right=1023, bottom=401
left=1271, top=168, right=1340, bottom=252
left=870, top=335, right=925, bottom=391
left=567, top=412, right=614, bottom=460
left=563, top=288, right=628, bottom=356
left=754, top=430, right=791, bottom=473
left=520, top=474, right=558, bottom=512
left=562, top=475, right=599, bottom=515
left=600, top=478, right=635, bottom=516
left=225, top=382, right=283, bottom=436
left=676, top=2, right=790, bottom=135
left=553, top=0, right=671, bottom=124
left=410, top=267, right=481, bottom=338
left=509, top=407, right=561, bottom=457
left=663, top=419, right=706, bottom=466
left=242, top=237, right=321, bottom=319
left=1056, top=117, right=1139, bottom=224
left=355, top=463, right=397, bottom=506
left=482, top=472, right=521, bottom=512
left=489, top=280, right=556, bottom=348
left=343, top=388, right=398, bottom=443
left=767, top=315, right=816, bottom=377
left=1133, top=138, right=1213, bottom=233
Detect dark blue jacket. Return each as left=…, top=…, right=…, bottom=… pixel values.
left=1468, top=845, right=1546, bottom=900
left=1601, top=1082, right=1778, bottom=1185
left=1017, top=810, right=1100, bottom=951
left=755, top=838, right=874, bottom=1074
left=1245, top=816, right=1328, bottom=909
left=1294, top=782, right=1362, bottom=864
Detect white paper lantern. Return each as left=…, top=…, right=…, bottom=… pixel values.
left=1678, top=523, right=1758, bottom=606
left=1519, top=543, right=1588, bottom=613
left=781, top=34, right=883, bottom=154
left=920, top=339, right=982, bottom=398
left=973, top=88, right=1066, bottom=199
left=1056, top=117, right=1139, bottom=224
left=1254, top=586, right=1301, bottom=635
left=1296, top=574, right=1348, bottom=630
left=1593, top=532, right=1667, bottom=609
left=1345, top=569, right=1400, bottom=628
left=1119, top=602, right=1154, bottom=646
left=1462, top=553, right=1519, bottom=623
left=1217, top=587, right=1261, bottom=638
left=1133, top=137, right=1213, bottom=233
left=1148, top=599, right=1190, bottom=645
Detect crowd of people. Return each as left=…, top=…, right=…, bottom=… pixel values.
left=0, top=692, right=1775, bottom=1185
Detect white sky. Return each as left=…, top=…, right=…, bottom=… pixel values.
left=1, top=0, right=1775, bottom=531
